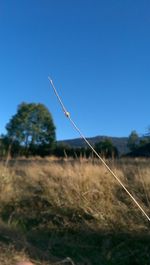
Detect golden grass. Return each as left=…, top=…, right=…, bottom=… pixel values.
left=0, top=158, right=150, bottom=264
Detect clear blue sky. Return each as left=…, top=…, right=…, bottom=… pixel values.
left=0, top=0, right=150, bottom=140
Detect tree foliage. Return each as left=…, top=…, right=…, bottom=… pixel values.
left=6, top=103, right=56, bottom=156
left=94, top=139, right=118, bottom=158
left=127, top=130, right=139, bottom=151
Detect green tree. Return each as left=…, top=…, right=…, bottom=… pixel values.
left=54, top=143, right=71, bottom=158
left=0, top=135, right=8, bottom=157
left=127, top=130, right=139, bottom=152
left=143, top=126, right=150, bottom=143
left=94, top=139, right=118, bottom=158
left=6, top=102, right=56, bottom=156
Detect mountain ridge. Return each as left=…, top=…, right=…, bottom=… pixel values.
left=58, top=135, right=129, bottom=155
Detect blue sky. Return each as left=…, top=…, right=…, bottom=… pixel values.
left=0, top=0, right=150, bottom=140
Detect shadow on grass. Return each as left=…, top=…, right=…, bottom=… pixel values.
left=0, top=219, right=150, bottom=265
left=0, top=180, right=150, bottom=265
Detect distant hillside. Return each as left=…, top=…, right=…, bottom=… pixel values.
left=59, top=135, right=129, bottom=155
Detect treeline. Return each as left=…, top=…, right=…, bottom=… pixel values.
left=126, top=130, right=150, bottom=157
left=0, top=135, right=118, bottom=159
left=0, top=102, right=118, bottom=159
left=0, top=102, right=150, bottom=158
left=54, top=139, right=118, bottom=159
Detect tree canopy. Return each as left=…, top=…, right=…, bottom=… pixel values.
left=6, top=102, right=56, bottom=156
left=94, top=139, right=118, bottom=158
left=127, top=130, right=139, bottom=152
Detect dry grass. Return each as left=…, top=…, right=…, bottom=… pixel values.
left=0, top=157, right=150, bottom=264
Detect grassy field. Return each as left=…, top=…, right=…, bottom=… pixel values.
left=0, top=157, right=150, bottom=264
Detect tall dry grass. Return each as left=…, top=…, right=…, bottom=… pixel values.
left=0, top=157, right=150, bottom=264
